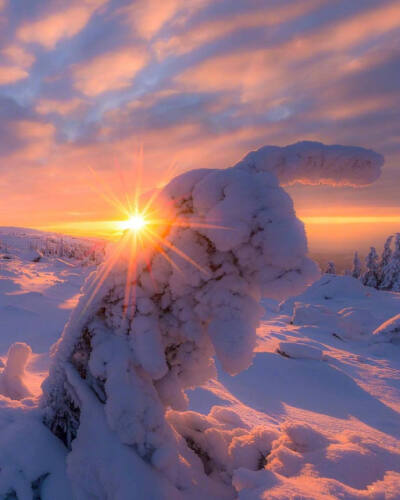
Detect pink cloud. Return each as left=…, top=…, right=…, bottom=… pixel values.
left=1, top=45, right=35, bottom=68
left=0, top=66, right=28, bottom=85
left=117, top=0, right=209, bottom=40
left=35, top=98, right=87, bottom=116
left=0, top=45, right=34, bottom=86
left=73, top=47, right=148, bottom=96
left=17, top=0, right=108, bottom=49
left=7, top=120, right=56, bottom=163
left=155, top=0, right=326, bottom=58
left=177, top=1, right=400, bottom=97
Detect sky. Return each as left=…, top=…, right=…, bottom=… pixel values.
left=0, top=0, right=399, bottom=251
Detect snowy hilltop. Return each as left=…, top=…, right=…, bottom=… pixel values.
left=1, top=142, right=400, bottom=499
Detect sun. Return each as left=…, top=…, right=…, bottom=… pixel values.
left=120, top=213, right=147, bottom=232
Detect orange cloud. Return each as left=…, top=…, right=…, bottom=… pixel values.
left=0, top=65, right=28, bottom=84
left=73, top=47, right=148, bottom=96
left=35, top=98, right=86, bottom=115
left=17, top=0, right=107, bottom=49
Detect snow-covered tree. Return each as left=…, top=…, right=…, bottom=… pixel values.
left=325, top=261, right=336, bottom=274
left=352, top=251, right=362, bottom=279
left=381, top=233, right=400, bottom=291
left=40, top=141, right=384, bottom=498
left=378, top=235, right=393, bottom=287
left=362, top=247, right=379, bottom=288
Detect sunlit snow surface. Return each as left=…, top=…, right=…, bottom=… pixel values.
left=0, top=231, right=400, bottom=498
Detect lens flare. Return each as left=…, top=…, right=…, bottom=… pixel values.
left=121, top=213, right=147, bottom=232
left=82, top=151, right=231, bottom=320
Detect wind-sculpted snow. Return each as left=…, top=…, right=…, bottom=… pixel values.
left=41, top=141, right=384, bottom=497
left=0, top=343, right=32, bottom=400
left=234, top=141, right=383, bottom=186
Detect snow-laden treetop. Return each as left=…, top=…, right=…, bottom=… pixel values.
left=41, top=141, right=384, bottom=497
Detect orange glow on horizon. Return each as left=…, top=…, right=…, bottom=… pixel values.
left=302, top=215, right=400, bottom=225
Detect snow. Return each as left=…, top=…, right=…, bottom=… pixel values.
left=1, top=232, right=400, bottom=498
left=234, top=141, right=383, bottom=187
left=0, top=143, right=399, bottom=498
left=0, top=229, right=100, bottom=498
left=276, top=341, right=323, bottom=360
left=372, top=314, right=400, bottom=344
left=0, top=343, right=32, bottom=400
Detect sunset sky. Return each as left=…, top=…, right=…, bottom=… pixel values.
left=0, top=0, right=399, bottom=251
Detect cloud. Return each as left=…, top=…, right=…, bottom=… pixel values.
left=1, top=44, right=34, bottom=68
left=0, top=44, right=34, bottom=86
left=117, top=0, right=207, bottom=40
left=154, top=0, right=325, bottom=58
left=72, top=47, right=148, bottom=96
left=0, top=65, right=28, bottom=84
left=17, top=0, right=107, bottom=49
left=35, top=98, right=86, bottom=116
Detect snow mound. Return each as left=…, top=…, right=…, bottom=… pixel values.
left=291, top=302, right=378, bottom=340
left=0, top=407, right=71, bottom=499
left=234, top=423, right=400, bottom=499
left=338, top=307, right=376, bottom=339
left=276, top=342, right=323, bottom=360
left=168, top=407, right=278, bottom=480
left=291, top=303, right=336, bottom=326
left=372, top=314, right=400, bottom=344
left=0, top=342, right=32, bottom=400
left=282, top=275, right=375, bottom=315
left=234, top=141, right=383, bottom=186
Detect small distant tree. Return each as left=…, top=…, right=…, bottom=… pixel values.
left=352, top=251, right=362, bottom=279
left=378, top=235, right=393, bottom=288
left=362, top=247, right=379, bottom=288
left=381, top=233, right=400, bottom=291
left=325, top=261, right=336, bottom=274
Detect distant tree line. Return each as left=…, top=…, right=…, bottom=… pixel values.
left=30, top=236, right=105, bottom=265
left=325, top=233, right=400, bottom=292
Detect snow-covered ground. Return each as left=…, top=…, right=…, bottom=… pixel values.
left=0, top=229, right=399, bottom=498
left=0, top=228, right=98, bottom=395
left=190, top=275, right=400, bottom=498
